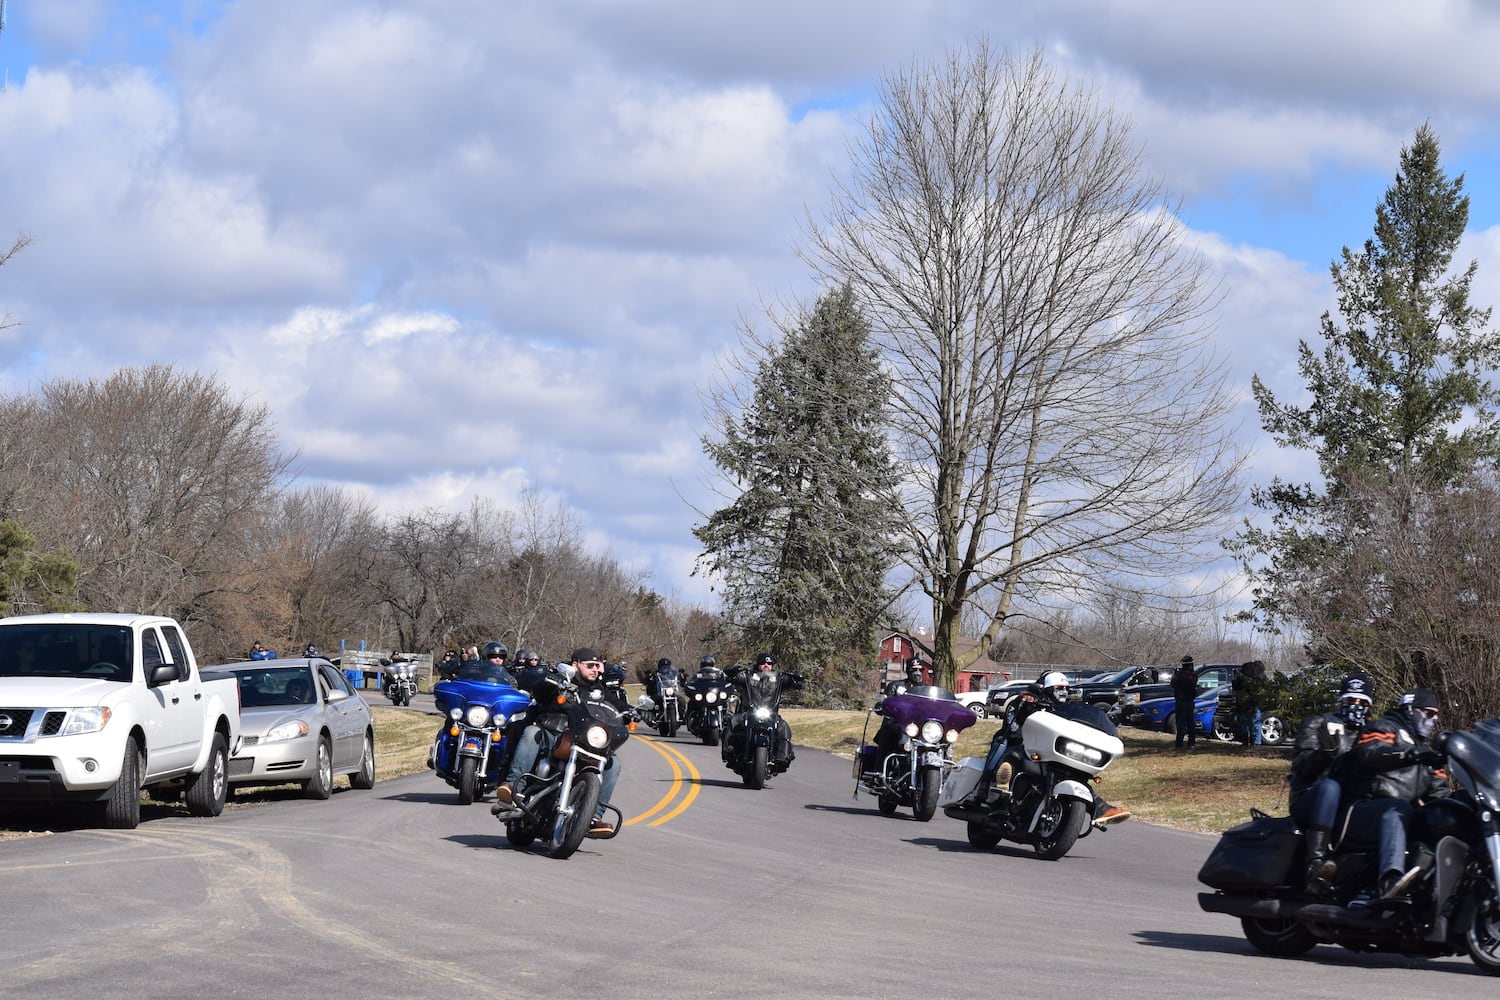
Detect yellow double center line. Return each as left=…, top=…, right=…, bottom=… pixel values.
left=624, top=733, right=701, bottom=827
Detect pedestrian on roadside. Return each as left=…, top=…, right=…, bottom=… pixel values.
left=1172, top=654, right=1198, bottom=749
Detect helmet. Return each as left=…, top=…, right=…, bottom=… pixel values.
left=1040, top=670, right=1070, bottom=703
left=657, top=657, right=673, bottom=669
left=699, top=655, right=716, bottom=669
left=513, top=649, right=533, bottom=663
left=482, top=641, right=508, bottom=661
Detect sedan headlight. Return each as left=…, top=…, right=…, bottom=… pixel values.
left=919, top=720, right=944, bottom=743
left=464, top=705, right=492, bottom=728
left=586, top=724, right=610, bottom=749
left=264, top=719, right=310, bottom=743
left=61, top=707, right=112, bottom=736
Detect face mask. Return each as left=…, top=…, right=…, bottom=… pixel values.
left=1338, top=701, right=1369, bottom=727
left=1412, top=711, right=1437, bottom=739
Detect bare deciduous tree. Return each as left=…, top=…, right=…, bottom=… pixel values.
left=0, top=233, right=31, bottom=333
left=804, top=43, right=1245, bottom=688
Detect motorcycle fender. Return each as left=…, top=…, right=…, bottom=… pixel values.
left=1054, top=779, right=1093, bottom=803
left=917, top=750, right=944, bottom=768
left=459, top=737, right=485, bottom=757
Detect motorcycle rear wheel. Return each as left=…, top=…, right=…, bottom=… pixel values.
left=457, top=757, right=479, bottom=806
left=913, top=766, right=941, bottom=822
left=1466, top=892, right=1500, bottom=975
left=745, top=745, right=768, bottom=789
left=1033, top=798, right=1086, bottom=860
left=1241, top=916, right=1317, bottom=957
left=551, top=771, right=603, bottom=860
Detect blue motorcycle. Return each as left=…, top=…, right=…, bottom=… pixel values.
left=431, top=675, right=531, bottom=805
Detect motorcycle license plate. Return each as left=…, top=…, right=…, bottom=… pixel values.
left=461, top=738, right=483, bottom=754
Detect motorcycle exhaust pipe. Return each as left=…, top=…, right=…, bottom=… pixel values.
left=1197, top=892, right=1392, bottom=929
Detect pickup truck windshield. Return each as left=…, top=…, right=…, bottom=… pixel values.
left=0, top=624, right=135, bottom=682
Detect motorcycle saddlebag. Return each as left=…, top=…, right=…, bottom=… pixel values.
left=1197, top=812, right=1301, bottom=891
left=937, top=757, right=984, bottom=809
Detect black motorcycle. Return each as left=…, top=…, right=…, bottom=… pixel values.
left=491, top=675, right=634, bottom=860
left=1198, top=721, right=1500, bottom=975
left=722, top=667, right=803, bottom=789
left=683, top=667, right=730, bottom=746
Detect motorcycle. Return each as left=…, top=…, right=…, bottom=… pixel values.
left=491, top=674, right=635, bottom=860
left=722, top=667, right=803, bottom=789
left=854, top=684, right=978, bottom=821
left=683, top=667, right=730, bottom=746
left=939, top=701, right=1124, bottom=859
left=1197, top=721, right=1500, bottom=975
left=430, top=675, right=531, bottom=805
left=382, top=658, right=418, bottom=707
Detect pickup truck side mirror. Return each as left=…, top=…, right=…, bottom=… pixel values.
left=147, top=663, right=181, bottom=687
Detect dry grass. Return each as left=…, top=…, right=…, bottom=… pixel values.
left=785, top=707, right=1292, bottom=834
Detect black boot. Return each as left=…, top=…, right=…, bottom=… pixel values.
left=1303, top=827, right=1336, bottom=895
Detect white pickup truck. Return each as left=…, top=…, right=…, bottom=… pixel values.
left=0, top=612, right=240, bottom=828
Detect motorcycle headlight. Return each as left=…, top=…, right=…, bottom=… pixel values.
left=694, top=692, right=704, bottom=702
left=663, top=686, right=675, bottom=697
left=1056, top=738, right=1109, bottom=767
left=61, top=707, right=112, bottom=736
left=706, top=690, right=718, bottom=703
left=903, top=722, right=919, bottom=738
left=945, top=728, right=960, bottom=743
left=265, top=719, right=310, bottom=743
left=448, top=707, right=464, bottom=721
left=586, top=724, right=610, bottom=749
left=752, top=706, right=772, bottom=722
left=464, top=705, right=492, bottom=728
left=920, top=720, right=944, bottom=743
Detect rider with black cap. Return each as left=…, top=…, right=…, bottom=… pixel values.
left=1288, top=669, right=1373, bottom=893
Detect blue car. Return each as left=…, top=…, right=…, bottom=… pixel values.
left=1135, top=684, right=1230, bottom=737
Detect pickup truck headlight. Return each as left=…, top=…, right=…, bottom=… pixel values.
left=265, top=720, right=310, bottom=743
left=60, top=706, right=112, bottom=736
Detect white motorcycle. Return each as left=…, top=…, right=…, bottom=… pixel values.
left=940, top=702, right=1124, bottom=860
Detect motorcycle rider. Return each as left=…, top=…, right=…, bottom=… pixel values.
left=871, top=657, right=929, bottom=761
left=459, top=641, right=514, bottom=684
left=494, top=647, right=626, bottom=837
left=727, top=652, right=805, bottom=765
left=1344, top=687, right=1451, bottom=900
left=1288, top=669, right=1373, bottom=894
left=968, top=671, right=1129, bottom=826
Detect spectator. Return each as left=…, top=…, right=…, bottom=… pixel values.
left=1171, top=654, right=1198, bottom=750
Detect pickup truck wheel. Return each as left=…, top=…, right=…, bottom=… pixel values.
left=185, top=733, right=228, bottom=817
left=303, top=737, right=333, bottom=800
left=103, top=739, right=144, bottom=829
left=348, top=731, right=376, bottom=789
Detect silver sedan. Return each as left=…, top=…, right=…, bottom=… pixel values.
left=210, top=658, right=376, bottom=798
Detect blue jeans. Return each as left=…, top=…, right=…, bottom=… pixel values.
left=506, top=725, right=619, bottom=819
left=1348, top=797, right=1413, bottom=878
left=1290, top=777, right=1341, bottom=832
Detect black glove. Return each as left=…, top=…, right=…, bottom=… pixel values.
left=1413, top=748, right=1446, bottom=767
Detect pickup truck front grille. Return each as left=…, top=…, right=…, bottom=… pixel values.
left=41, top=712, right=65, bottom=736
left=0, top=709, right=33, bottom=738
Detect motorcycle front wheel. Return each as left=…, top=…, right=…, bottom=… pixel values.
left=1033, top=798, right=1086, bottom=860
left=1241, top=916, right=1318, bottom=957
left=704, top=721, right=719, bottom=747
left=1466, top=891, right=1500, bottom=975
left=745, top=745, right=768, bottom=789
left=551, top=770, right=603, bottom=860
left=457, top=757, right=479, bottom=805
left=913, top=766, right=941, bottom=822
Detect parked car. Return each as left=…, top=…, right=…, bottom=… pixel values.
left=1071, top=666, right=1169, bottom=720
left=1211, top=663, right=1343, bottom=745
left=206, top=657, right=376, bottom=798
left=1118, top=663, right=1246, bottom=727
left=1135, top=683, right=1231, bottom=737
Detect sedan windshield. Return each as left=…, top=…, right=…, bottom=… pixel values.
left=235, top=667, right=317, bottom=707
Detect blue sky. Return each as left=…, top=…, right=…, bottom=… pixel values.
left=4, top=1, right=1500, bottom=623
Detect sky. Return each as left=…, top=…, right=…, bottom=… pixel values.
left=3, top=1, right=1500, bottom=616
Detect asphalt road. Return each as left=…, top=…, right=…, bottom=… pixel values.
left=1, top=728, right=1495, bottom=999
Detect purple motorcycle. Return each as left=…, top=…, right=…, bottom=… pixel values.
left=854, top=684, right=977, bottom=821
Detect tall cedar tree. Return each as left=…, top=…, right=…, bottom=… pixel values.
left=696, top=284, right=899, bottom=701
left=1235, top=125, right=1500, bottom=701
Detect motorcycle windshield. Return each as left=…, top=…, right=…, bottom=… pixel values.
left=1445, top=728, right=1500, bottom=804
left=573, top=698, right=632, bottom=752
left=880, top=690, right=978, bottom=733
left=1051, top=700, right=1119, bottom=738
left=433, top=677, right=529, bottom=719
